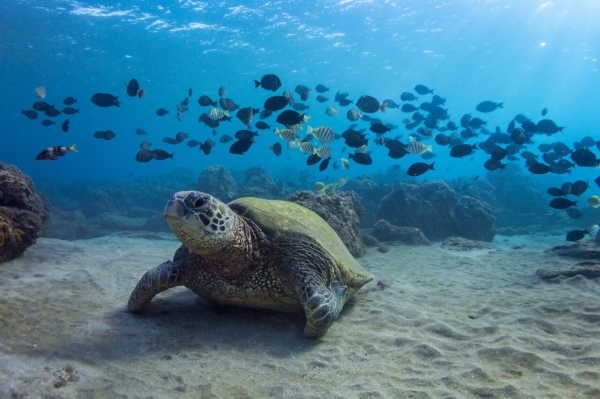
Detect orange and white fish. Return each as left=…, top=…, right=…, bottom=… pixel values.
left=35, top=143, right=77, bottom=161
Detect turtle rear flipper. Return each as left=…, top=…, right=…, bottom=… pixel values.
left=128, top=260, right=187, bottom=311
left=302, top=281, right=349, bottom=338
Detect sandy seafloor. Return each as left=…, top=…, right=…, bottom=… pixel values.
left=0, top=232, right=599, bottom=399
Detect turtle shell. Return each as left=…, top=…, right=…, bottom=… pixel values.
left=228, top=197, right=373, bottom=291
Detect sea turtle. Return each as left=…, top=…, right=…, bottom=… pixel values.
left=128, top=191, right=373, bottom=337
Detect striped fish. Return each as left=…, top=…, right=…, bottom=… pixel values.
left=287, top=139, right=301, bottom=150
left=355, top=145, right=368, bottom=154
left=313, top=182, right=326, bottom=191
left=334, top=177, right=348, bottom=188
left=325, top=106, right=338, bottom=117
left=322, top=183, right=337, bottom=194
left=307, top=125, right=335, bottom=143
left=300, top=141, right=314, bottom=154
left=341, top=158, right=350, bottom=170
left=275, top=128, right=297, bottom=142
left=316, top=145, right=332, bottom=159
left=289, top=123, right=303, bottom=133
left=207, top=107, right=228, bottom=120
left=406, top=142, right=432, bottom=154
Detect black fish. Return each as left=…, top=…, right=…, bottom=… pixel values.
left=469, top=117, right=487, bottom=129
left=200, top=113, right=220, bottom=128
left=370, top=123, right=390, bottom=134
left=32, top=101, right=54, bottom=111
left=315, top=84, right=329, bottom=93
left=561, top=182, right=573, bottom=195
left=521, top=120, right=537, bottom=133
left=338, top=98, right=353, bottom=106
left=434, top=134, right=450, bottom=146
left=307, top=153, right=321, bottom=166
left=348, top=153, right=373, bottom=165
left=565, top=208, right=583, bottom=219
left=292, top=103, right=310, bottom=111
left=460, top=114, right=471, bottom=128
left=63, top=97, right=77, bottom=105
left=356, top=95, right=381, bottom=114
left=407, top=162, right=434, bottom=176
left=566, top=229, right=588, bottom=242
left=61, top=119, right=70, bottom=132
left=400, top=92, right=418, bottom=101
left=484, top=159, right=506, bottom=171
left=44, top=108, right=61, bottom=117
left=163, top=137, right=179, bottom=145
left=219, top=98, right=239, bottom=111
left=126, top=78, right=140, bottom=97
left=537, top=119, right=564, bottom=134
left=198, top=95, right=217, bottom=107
left=335, top=91, right=349, bottom=102
left=528, top=163, right=552, bottom=175
left=41, top=119, right=55, bottom=126
left=431, top=95, right=446, bottom=106
left=510, top=128, right=531, bottom=145
left=21, top=109, right=38, bottom=119
left=570, top=180, right=589, bottom=196
left=235, top=130, right=258, bottom=140
left=316, top=95, right=329, bottom=103
left=401, top=104, right=418, bottom=113
left=476, top=101, right=503, bottom=113
left=254, top=74, right=282, bottom=92
left=570, top=149, right=598, bottom=167
left=546, top=187, right=565, bottom=197
left=300, top=91, right=310, bottom=101
left=414, top=84, right=433, bottom=95
left=189, top=88, right=193, bottom=97
left=450, top=144, right=477, bottom=158
left=135, top=149, right=154, bottom=162
left=152, top=149, right=174, bottom=160
left=200, top=139, right=215, bottom=155
left=595, top=176, right=600, bottom=189
left=549, top=198, right=577, bottom=210
left=62, top=107, right=79, bottom=115
left=319, top=157, right=331, bottom=172
left=91, top=93, right=121, bottom=107
left=491, top=147, right=507, bottom=161
left=229, top=138, right=253, bottom=155
left=156, top=108, right=169, bottom=116
left=219, top=135, right=233, bottom=143
left=271, top=142, right=282, bottom=156
left=276, top=110, right=305, bottom=126
left=264, top=96, right=289, bottom=112
left=255, top=121, right=271, bottom=130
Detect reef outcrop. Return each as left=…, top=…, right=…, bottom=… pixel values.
left=237, top=166, right=284, bottom=200
left=196, top=165, right=237, bottom=203
left=372, top=219, right=430, bottom=246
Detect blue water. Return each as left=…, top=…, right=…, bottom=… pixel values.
left=1, top=0, right=600, bottom=186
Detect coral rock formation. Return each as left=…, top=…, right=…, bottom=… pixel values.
left=237, top=166, right=284, bottom=200
left=372, top=219, right=430, bottom=246
left=196, top=165, right=237, bottom=203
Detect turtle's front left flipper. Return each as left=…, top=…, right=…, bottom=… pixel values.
left=128, top=260, right=187, bottom=311
left=301, top=280, right=349, bottom=338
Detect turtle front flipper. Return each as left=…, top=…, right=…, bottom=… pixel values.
left=301, top=281, right=349, bottom=338
left=128, top=260, right=187, bottom=311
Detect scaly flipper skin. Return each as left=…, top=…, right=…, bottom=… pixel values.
left=302, top=281, right=349, bottom=338
left=128, top=260, right=187, bottom=311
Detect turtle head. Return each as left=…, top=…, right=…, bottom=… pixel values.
left=164, top=191, right=237, bottom=257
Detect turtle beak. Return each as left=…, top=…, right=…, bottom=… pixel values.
left=164, top=193, right=187, bottom=227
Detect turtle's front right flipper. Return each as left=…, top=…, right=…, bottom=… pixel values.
left=128, top=260, right=187, bottom=311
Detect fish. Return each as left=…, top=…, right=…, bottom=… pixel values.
left=61, top=119, right=70, bottom=132
left=434, top=134, right=451, bottom=146
left=276, top=128, right=296, bottom=142
left=347, top=109, right=362, bottom=122
left=175, top=132, right=189, bottom=143
left=34, top=86, right=47, bottom=99
left=401, top=104, right=418, bottom=113
left=255, top=121, right=271, bottom=130
left=103, top=130, right=116, bottom=140
left=236, top=107, right=259, bottom=127
left=570, top=149, right=598, bottom=167
left=449, top=144, right=477, bottom=158
left=152, top=149, right=174, bottom=160
left=212, top=128, right=217, bottom=136
left=483, top=159, right=506, bottom=171
left=407, top=162, right=434, bottom=176
left=476, top=101, right=504, bottom=113
left=135, top=149, right=154, bottom=162
left=414, top=85, right=433, bottom=95
left=219, top=98, right=239, bottom=111
left=207, top=107, right=228, bottom=120
left=229, top=138, right=253, bottom=155
left=316, top=95, right=329, bottom=103
left=264, top=96, right=289, bottom=112
left=137, top=89, right=146, bottom=99
left=307, top=153, right=321, bottom=166
left=537, top=119, right=564, bottom=134
left=91, top=93, right=121, bottom=107
left=307, top=126, right=335, bottom=143
left=219, top=135, right=233, bottom=143
left=315, top=145, right=332, bottom=159
left=270, top=142, right=282, bottom=156
left=571, top=180, right=589, bottom=196
left=218, top=86, right=226, bottom=97
left=549, top=198, right=577, bottom=210
left=315, top=84, right=329, bottom=93
left=198, top=95, right=217, bottom=107
left=566, top=229, right=588, bottom=242
left=587, top=195, right=600, bottom=208
left=162, top=137, right=179, bottom=145
left=295, top=85, right=310, bottom=96
left=313, top=182, right=326, bottom=191
left=35, top=143, right=77, bottom=160
left=546, top=187, right=565, bottom=197
left=300, top=141, right=314, bottom=154
left=325, top=106, right=338, bottom=116
left=235, top=130, right=258, bottom=141
left=41, top=119, right=55, bottom=126
left=200, top=113, right=220, bottom=128
left=348, top=153, right=372, bottom=165
left=22, top=109, right=38, bottom=119
left=33, top=101, right=54, bottom=111
left=44, top=108, right=61, bottom=117
left=189, top=88, right=194, bottom=97
left=254, top=74, right=282, bottom=92
left=400, top=92, right=418, bottom=101
left=140, top=141, right=152, bottom=149
left=370, top=123, right=390, bottom=134
left=187, top=140, right=200, bottom=147
left=135, top=128, right=147, bottom=135
left=62, top=107, right=79, bottom=115
left=565, top=208, right=583, bottom=219
left=276, top=110, right=306, bottom=126
left=156, top=108, right=169, bottom=116
left=541, top=108, right=548, bottom=116
left=340, top=158, right=350, bottom=169
left=528, top=163, right=552, bottom=175
left=319, top=157, right=331, bottom=172
left=406, top=142, right=432, bottom=155
left=200, top=139, right=215, bottom=155
left=293, top=103, right=311, bottom=111
left=126, top=78, right=140, bottom=97
left=338, top=98, right=353, bottom=106
left=356, top=95, right=381, bottom=114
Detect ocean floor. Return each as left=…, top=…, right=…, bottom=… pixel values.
left=0, top=233, right=599, bottom=398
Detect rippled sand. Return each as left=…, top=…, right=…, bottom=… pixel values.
left=1, top=233, right=599, bottom=398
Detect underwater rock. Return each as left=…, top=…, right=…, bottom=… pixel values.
left=287, top=190, right=366, bottom=258
left=237, top=166, right=284, bottom=200
left=42, top=209, right=97, bottom=240
left=344, top=176, right=393, bottom=228
left=0, top=163, right=50, bottom=263
left=546, top=241, right=600, bottom=260
left=361, top=233, right=381, bottom=247
left=441, top=237, right=493, bottom=251
left=536, top=260, right=600, bottom=280
left=372, top=219, right=430, bottom=246
left=377, top=180, right=496, bottom=242
left=196, top=165, right=237, bottom=203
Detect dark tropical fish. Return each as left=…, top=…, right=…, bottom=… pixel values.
left=342, top=130, right=368, bottom=148
left=407, top=162, right=434, bottom=176
left=536, top=119, right=564, bottom=134
left=400, top=92, right=418, bottom=101
left=484, top=159, right=506, bottom=171
left=189, top=88, right=193, bottom=97
left=236, top=107, right=259, bottom=127
left=552, top=142, right=572, bottom=157
left=570, top=149, right=597, bottom=167
left=521, top=151, right=538, bottom=160
left=419, top=102, right=432, bottom=113
left=219, top=98, right=239, bottom=111
left=549, top=198, right=577, bottom=210
left=510, top=128, right=531, bottom=145
left=295, top=85, right=310, bottom=96
left=556, top=159, right=574, bottom=169
left=566, top=229, right=588, bottom=242
left=401, top=104, right=418, bottom=113
left=571, top=180, right=589, bottom=196
left=335, top=91, right=349, bottom=102
left=198, top=95, right=217, bottom=107
left=491, top=147, right=507, bottom=161
left=349, top=152, right=373, bottom=165
left=103, top=130, right=116, bottom=140
left=315, top=84, right=329, bottom=93
left=93, top=131, right=106, bottom=139
left=270, top=142, right=282, bottom=156
left=292, top=103, right=310, bottom=111
left=235, top=130, right=258, bottom=140
left=264, top=95, right=289, bottom=112
left=255, top=121, right=271, bottom=130
left=469, top=117, right=486, bottom=129
left=22, top=109, right=38, bottom=119
left=35, top=143, right=77, bottom=160
left=338, top=98, right=353, bottom=106
left=44, top=107, right=61, bottom=117
left=547, top=187, right=565, bottom=197
left=135, top=128, right=147, bottom=135
left=61, top=119, right=70, bottom=132
left=476, top=101, right=503, bottom=113
left=356, top=95, right=382, bottom=113
left=561, top=182, right=573, bottom=195
left=431, top=95, right=446, bottom=106
left=307, top=153, right=321, bottom=166
left=156, top=108, right=169, bottom=116
left=162, top=137, right=179, bottom=145
left=521, top=120, right=537, bottom=133
left=460, top=113, right=471, bottom=128
left=541, top=108, right=548, bottom=116
left=528, top=163, right=552, bottom=175
left=595, top=176, right=600, bottom=189
left=416, top=127, right=431, bottom=137
left=200, top=139, right=215, bottom=155
left=229, top=138, right=253, bottom=155
left=382, top=99, right=399, bottom=109
left=565, top=208, right=583, bottom=219
left=276, top=110, right=305, bottom=126
left=135, top=149, right=154, bottom=162
left=581, top=136, right=596, bottom=148
left=175, top=132, right=188, bottom=142
left=187, top=139, right=200, bottom=147
left=316, top=95, right=329, bottom=103
left=198, top=113, right=219, bottom=128
left=446, top=121, right=458, bottom=130
left=414, top=84, right=433, bottom=95
left=215, top=86, right=224, bottom=97
left=126, top=78, right=140, bottom=97
left=41, top=119, right=55, bottom=126
left=319, top=157, right=331, bottom=172
left=180, top=97, right=189, bottom=107
left=32, top=101, right=53, bottom=111
left=62, top=107, right=79, bottom=115
left=91, top=93, right=121, bottom=108
left=152, top=149, right=173, bottom=160
left=63, top=97, right=77, bottom=105
left=219, top=135, right=233, bottom=143
left=434, top=134, right=451, bottom=146
left=461, top=127, right=478, bottom=139
left=370, top=123, right=390, bottom=134
left=300, top=91, right=310, bottom=101
left=254, top=74, right=282, bottom=92
left=450, top=144, right=477, bottom=158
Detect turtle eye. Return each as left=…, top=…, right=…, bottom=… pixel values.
left=193, top=196, right=209, bottom=208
